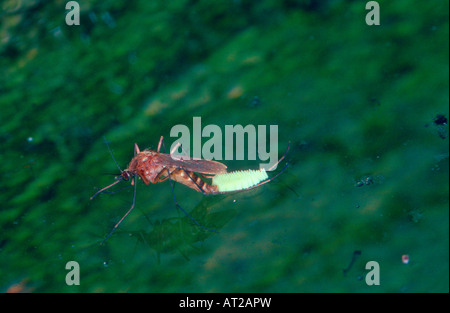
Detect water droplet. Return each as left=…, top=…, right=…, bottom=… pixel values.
left=402, top=254, right=410, bottom=264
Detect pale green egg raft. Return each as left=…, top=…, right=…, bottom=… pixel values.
left=212, top=169, right=268, bottom=192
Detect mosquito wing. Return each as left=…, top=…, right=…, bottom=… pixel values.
left=153, top=153, right=227, bottom=174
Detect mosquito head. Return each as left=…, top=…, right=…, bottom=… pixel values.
left=121, top=169, right=133, bottom=181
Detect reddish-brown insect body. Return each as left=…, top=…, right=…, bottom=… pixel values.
left=125, top=140, right=227, bottom=195
left=91, top=136, right=289, bottom=244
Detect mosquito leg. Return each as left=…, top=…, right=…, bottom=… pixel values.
left=134, top=143, right=140, bottom=155
left=161, top=167, right=210, bottom=195
left=157, top=136, right=164, bottom=153
left=170, top=142, right=181, bottom=155
left=180, top=168, right=209, bottom=195
left=165, top=168, right=218, bottom=233
left=266, top=141, right=290, bottom=171
left=238, top=161, right=289, bottom=192
left=159, top=136, right=188, bottom=158
left=100, top=174, right=138, bottom=245
left=98, top=184, right=132, bottom=195
left=170, top=142, right=190, bottom=160
left=90, top=178, right=123, bottom=200
left=159, top=138, right=216, bottom=230
left=153, top=167, right=170, bottom=183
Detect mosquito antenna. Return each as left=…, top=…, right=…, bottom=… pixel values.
left=100, top=174, right=138, bottom=245
left=103, top=136, right=122, bottom=172
left=102, top=172, right=122, bottom=176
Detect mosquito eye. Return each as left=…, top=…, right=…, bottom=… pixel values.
left=122, top=172, right=130, bottom=181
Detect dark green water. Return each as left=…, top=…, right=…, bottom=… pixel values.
left=0, top=0, right=448, bottom=292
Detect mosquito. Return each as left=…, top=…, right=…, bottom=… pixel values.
left=91, top=136, right=289, bottom=244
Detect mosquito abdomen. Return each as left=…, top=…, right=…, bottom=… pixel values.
left=211, top=169, right=268, bottom=192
